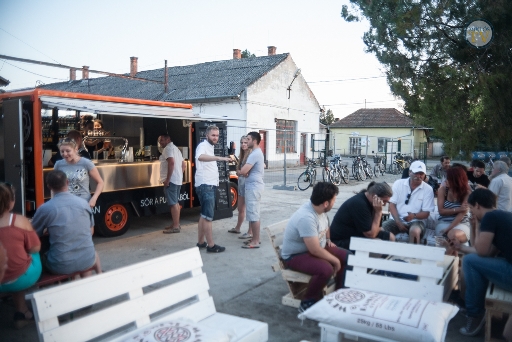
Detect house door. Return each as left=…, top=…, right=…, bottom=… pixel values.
left=300, top=133, right=307, bottom=165
left=259, top=130, right=267, bottom=168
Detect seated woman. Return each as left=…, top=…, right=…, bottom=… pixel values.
left=435, top=167, right=471, bottom=248
left=0, top=182, right=42, bottom=329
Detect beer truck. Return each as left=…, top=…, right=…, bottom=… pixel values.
left=0, top=89, right=237, bottom=237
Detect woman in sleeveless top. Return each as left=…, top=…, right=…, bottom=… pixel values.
left=435, top=167, right=471, bottom=246
left=0, top=182, right=42, bottom=329
left=228, top=135, right=254, bottom=240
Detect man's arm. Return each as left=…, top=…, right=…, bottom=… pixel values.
left=164, top=157, right=174, bottom=186
left=198, top=154, right=231, bottom=162
left=389, top=202, right=407, bottom=231
left=303, top=236, right=341, bottom=274
left=181, top=160, right=186, bottom=171
left=239, top=163, right=254, bottom=176
left=363, top=195, right=383, bottom=238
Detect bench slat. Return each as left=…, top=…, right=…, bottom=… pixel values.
left=28, top=248, right=203, bottom=321
left=350, top=238, right=445, bottom=261
left=41, top=273, right=212, bottom=342
left=348, top=254, right=444, bottom=279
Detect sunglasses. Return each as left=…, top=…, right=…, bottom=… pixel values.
left=405, top=193, right=411, bottom=205
left=58, top=138, right=77, bottom=146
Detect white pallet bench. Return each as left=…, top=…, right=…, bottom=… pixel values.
left=319, top=237, right=458, bottom=342
left=26, top=247, right=268, bottom=342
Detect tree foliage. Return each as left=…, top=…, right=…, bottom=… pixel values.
left=341, top=0, right=512, bottom=157
left=320, top=109, right=336, bottom=125
left=241, top=49, right=256, bottom=58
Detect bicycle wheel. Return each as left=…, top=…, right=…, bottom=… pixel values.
left=297, top=171, right=312, bottom=191
left=322, top=167, right=331, bottom=183
left=344, top=166, right=351, bottom=184
left=397, top=164, right=403, bottom=175
left=312, top=169, right=317, bottom=184
left=373, top=165, right=380, bottom=178
left=366, top=165, right=374, bottom=179
left=389, top=163, right=397, bottom=175
left=358, top=165, right=366, bottom=181
left=338, top=167, right=347, bottom=184
left=330, top=169, right=342, bottom=185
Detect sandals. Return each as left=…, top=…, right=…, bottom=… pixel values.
left=228, top=228, right=241, bottom=234
left=241, top=244, right=260, bottom=249
left=238, top=233, right=252, bottom=239
left=163, top=227, right=181, bottom=234
left=243, top=239, right=261, bottom=245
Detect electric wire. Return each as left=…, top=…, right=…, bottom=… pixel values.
left=0, top=59, right=67, bottom=80
left=0, top=27, right=61, bottom=64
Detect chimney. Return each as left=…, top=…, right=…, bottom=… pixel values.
left=233, top=49, right=241, bottom=60
left=70, top=68, right=76, bottom=81
left=130, top=56, right=138, bottom=77
left=82, top=66, right=89, bottom=79
left=268, top=46, right=276, bottom=56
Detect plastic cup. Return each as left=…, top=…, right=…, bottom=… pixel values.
left=103, top=151, right=108, bottom=159
left=93, top=151, right=98, bottom=160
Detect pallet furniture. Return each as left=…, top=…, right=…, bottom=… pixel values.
left=319, top=237, right=458, bottom=342
left=485, top=283, right=512, bottom=342
left=35, top=266, right=95, bottom=288
left=26, top=247, right=268, bottom=342
left=265, top=219, right=335, bottom=308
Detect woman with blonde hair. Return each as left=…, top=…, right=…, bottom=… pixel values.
left=228, top=135, right=253, bottom=239
left=54, top=137, right=104, bottom=207
left=0, top=182, right=42, bottom=328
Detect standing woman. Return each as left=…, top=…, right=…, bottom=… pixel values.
left=435, top=167, right=471, bottom=246
left=54, top=138, right=104, bottom=207
left=0, top=183, right=42, bottom=329
left=228, top=135, right=253, bottom=238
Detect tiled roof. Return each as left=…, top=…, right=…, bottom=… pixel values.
left=330, top=108, right=420, bottom=128
left=40, top=54, right=290, bottom=102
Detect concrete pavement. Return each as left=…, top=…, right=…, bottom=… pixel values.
left=0, top=167, right=482, bottom=341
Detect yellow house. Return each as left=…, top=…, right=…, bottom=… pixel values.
left=330, top=108, right=429, bottom=162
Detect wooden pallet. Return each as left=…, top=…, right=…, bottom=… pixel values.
left=485, top=283, right=512, bottom=342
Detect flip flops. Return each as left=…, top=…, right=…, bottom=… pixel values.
left=241, top=244, right=260, bottom=249
left=228, top=228, right=241, bottom=234
left=238, top=233, right=252, bottom=239
left=163, top=227, right=181, bottom=234
left=243, top=240, right=261, bottom=245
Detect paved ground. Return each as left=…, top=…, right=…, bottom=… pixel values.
left=1, top=160, right=484, bottom=341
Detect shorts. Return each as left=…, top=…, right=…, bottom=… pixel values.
left=238, top=176, right=246, bottom=197
left=0, top=253, right=42, bottom=293
left=435, top=221, right=470, bottom=240
left=165, top=182, right=181, bottom=205
left=382, top=219, right=426, bottom=238
left=245, top=189, right=262, bottom=222
left=196, top=184, right=216, bottom=221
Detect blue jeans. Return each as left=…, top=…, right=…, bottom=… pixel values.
left=463, top=253, right=512, bottom=317
left=195, top=184, right=216, bottom=221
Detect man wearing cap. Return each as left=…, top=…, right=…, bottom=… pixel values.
left=383, top=161, right=435, bottom=244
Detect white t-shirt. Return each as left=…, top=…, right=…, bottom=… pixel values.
left=159, top=142, right=184, bottom=185
left=194, top=140, right=219, bottom=186
left=389, top=178, right=435, bottom=223
left=489, top=173, right=512, bottom=212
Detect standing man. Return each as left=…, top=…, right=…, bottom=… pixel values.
left=488, top=160, right=512, bottom=212
left=281, top=182, right=350, bottom=312
left=239, top=131, right=265, bottom=249
left=467, top=160, right=490, bottom=189
left=430, top=155, right=451, bottom=183
left=195, top=125, right=231, bottom=253
left=159, top=134, right=186, bottom=234
left=383, top=161, right=435, bottom=244
left=32, top=170, right=101, bottom=276
left=449, top=189, right=512, bottom=337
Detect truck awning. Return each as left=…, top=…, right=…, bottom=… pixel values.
left=40, top=96, right=200, bottom=120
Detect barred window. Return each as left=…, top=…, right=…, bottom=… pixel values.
left=349, top=137, right=361, bottom=155
left=276, top=120, right=296, bottom=153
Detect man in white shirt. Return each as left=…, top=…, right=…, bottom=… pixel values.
left=488, top=160, right=512, bottom=211
left=159, top=134, right=186, bottom=234
left=383, top=161, right=435, bottom=244
left=195, top=125, right=231, bottom=253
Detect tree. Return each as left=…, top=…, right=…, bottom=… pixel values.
left=341, top=0, right=512, bottom=157
left=320, top=109, right=335, bottom=125
left=241, top=49, right=256, bottom=58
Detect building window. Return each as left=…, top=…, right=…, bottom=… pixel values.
left=378, top=138, right=386, bottom=153
left=349, top=137, right=361, bottom=155
left=276, top=120, right=296, bottom=153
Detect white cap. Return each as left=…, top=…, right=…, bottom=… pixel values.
left=410, top=161, right=426, bottom=174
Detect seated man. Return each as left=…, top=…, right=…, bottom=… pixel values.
left=449, top=189, right=512, bottom=337
left=488, top=160, right=512, bottom=212
left=383, top=161, right=435, bottom=244
left=280, top=182, right=351, bottom=312
left=330, top=182, right=395, bottom=249
left=467, top=160, right=490, bottom=189
left=430, top=155, right=451, bottom=183
left=32, top=170, right=101, bottom=276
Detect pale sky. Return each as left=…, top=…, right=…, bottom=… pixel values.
left=0, top=0, right=403, bottom=119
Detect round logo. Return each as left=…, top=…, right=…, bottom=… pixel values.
left=334, top=290, right=365, bottom=304
left=465, top=19, right=493, bottom=48
left=154, top=326, right=192, bottom=342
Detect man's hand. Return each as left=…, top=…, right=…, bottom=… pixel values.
left=330, top=258, right=341, bottom=274
left=220, top=156, right=232, bottom=162
left=372, top=195, right=384, bottom=212
left=326, top=240, right=336, bottom=248
left=403, top=212, right=414, bottom=222
left=396, top=220, right=408, bottom=232
left=89, top=198, right=97, bottom=208
left=163, top=180, right=170, bottom=187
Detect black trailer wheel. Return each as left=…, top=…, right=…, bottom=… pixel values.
left=96, top=203, right=131, bottom=237
left=230, top=182, right=238, bottom=211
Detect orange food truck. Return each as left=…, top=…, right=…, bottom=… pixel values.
left=0, top=89, right=237, bottom=237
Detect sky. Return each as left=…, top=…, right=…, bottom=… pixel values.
left=0, top=0, right=403, bottom=119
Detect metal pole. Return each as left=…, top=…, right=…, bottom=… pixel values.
left=284, top=135, right=287, bottom=186
left=365, top=135, right=369, bottom=158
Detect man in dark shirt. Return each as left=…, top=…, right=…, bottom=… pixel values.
left=467, top=160, right=490, bottom=189
left=330, top=182, right=395, bottom=250
left=451, top=189, right=512, bottom=337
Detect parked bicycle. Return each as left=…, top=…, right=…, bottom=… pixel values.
left=389, top=153, right=408, bottom=175
left=332, top=155, right=350, bottom=184
left=361, top=155, right=374, bottom=179
left=325, top=158, right=342, bottom=185
left=372, top=152, right=386, bottom=177
left=351, top=155, right=366, bottom=181
left=297, top=158, right=318, bottom=191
